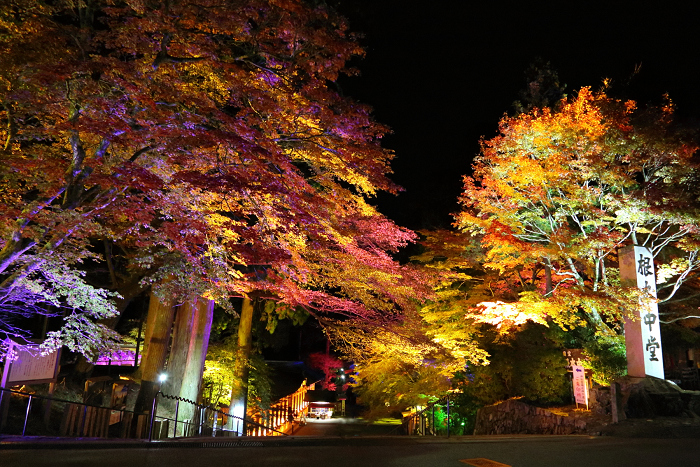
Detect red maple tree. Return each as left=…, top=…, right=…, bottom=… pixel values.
left=0, top=1, right=432, bottom=362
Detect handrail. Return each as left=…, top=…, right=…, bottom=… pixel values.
left=403, top=394, right=452, bottom=437
left=0, top=386, right=114, bottom=409
left=152, top=391, right=289, bottom=439
left=0, top=385, right=145, bottom=438
left=1, top=379, right=321, bottom=440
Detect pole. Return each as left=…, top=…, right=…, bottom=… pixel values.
left=23, top=395, right=32, bottom=436
left=174, top=399, right=180, bottom=437
left=446, top=396, right=450, bottom=438
left=148, top=390, right=160, bottom=441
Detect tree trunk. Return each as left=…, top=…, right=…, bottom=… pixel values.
left=159, top=297, right=196, bottom=411
left=133, top=288, right=176, bottom=415
left=227, top=297, right=255, bottom=435
left=178, top=297, right=214, bottom=430
left=159, top=295, right=215, bottom=431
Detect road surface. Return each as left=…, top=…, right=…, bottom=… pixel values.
left=2, top=436, right=698, bottom=467
left=1, top=418, right=697, bottom=467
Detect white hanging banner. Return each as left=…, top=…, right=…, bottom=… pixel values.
left=572, top=364, right=588, bottom=408
left=629, top=246, right=664, bottom=379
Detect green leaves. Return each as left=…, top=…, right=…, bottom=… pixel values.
left=261, top=300, right=308, bottom=334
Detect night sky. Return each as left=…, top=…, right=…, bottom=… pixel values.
left=335, top=1, right=700, bottom=230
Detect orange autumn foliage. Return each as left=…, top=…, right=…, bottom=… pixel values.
left=456, top=87, right=700, bottom=333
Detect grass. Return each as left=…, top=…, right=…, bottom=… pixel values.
left=370, top=418, right=402, bottom=426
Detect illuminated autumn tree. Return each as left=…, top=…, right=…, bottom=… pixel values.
left=411, top=229, right=552, bottom=342
left=307, top=351, right=344, bottom=390
left=330, top=231, right=490, bottom=416
left=333, top=227, right=540, bottom=415
left=342, top=226, right=583, bottom=417
left=456, top=87, right=700, bottom=335
left=343, top=86, right=700, bottom=412
left=334, top=319, right=454, bottom=419
left=0, top=0, right=585, bottom=431
left=0, top=0, right=431, bottom=426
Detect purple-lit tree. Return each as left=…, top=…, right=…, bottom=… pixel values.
left=0, top=0, right=431, bottom=414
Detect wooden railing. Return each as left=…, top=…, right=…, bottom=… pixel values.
left=246, top=379, right=315, bottom=436
left=150, top=379, right=318, bottom=439
left=0, top=379, right=318, bottom=440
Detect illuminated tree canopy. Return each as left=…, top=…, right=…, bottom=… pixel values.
left=338, top=85, right=700, bottom=415
left=0, top=0, right=430, bottom=358
left=345, top=88, right=700, bottom=413
left=455, top=87, right=700, bottom=335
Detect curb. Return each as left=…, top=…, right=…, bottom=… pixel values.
left=0, top=434, right=598, bottom=450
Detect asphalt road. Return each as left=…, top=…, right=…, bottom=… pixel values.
left=2, top=435, right=698, bottom=467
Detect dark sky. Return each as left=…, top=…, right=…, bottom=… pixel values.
left=335, top=1, right=700, bottom=230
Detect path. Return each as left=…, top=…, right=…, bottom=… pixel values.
left=289, top=417, right=403, bottom=437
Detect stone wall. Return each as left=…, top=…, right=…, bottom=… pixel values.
left=473, top=378, right=700, bottom=436
left=589, top=385, right=611, bottom=415
left=473, top=399, right=587, bottom=435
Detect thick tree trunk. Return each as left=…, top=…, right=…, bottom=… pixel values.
left=159, top=297, right=196, bottom=406
left=160, top=295, right=215, bottom=431
left=227, top=297, right=255, bottom=435
left=133, top=288, right=176, bottom=415
left=178, top=297, right=214, bottom=431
